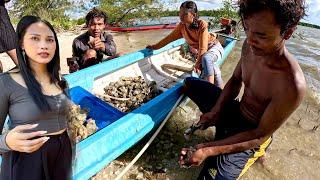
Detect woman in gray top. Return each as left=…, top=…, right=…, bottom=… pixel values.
left=0, top=16, right=72, bottom=179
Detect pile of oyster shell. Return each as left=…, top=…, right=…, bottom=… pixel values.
left=67, top=105, right=98, bottom=143
left=98, top=76, right=160, bottom=112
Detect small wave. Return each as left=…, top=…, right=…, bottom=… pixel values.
left=308, top=90, right=320, bottom=105
left=296, top=55, right=320, bottom=68
left=305, top=73, right=320, bottom=105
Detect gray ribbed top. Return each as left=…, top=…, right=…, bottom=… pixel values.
left=0, top=73, right=70, bottom=153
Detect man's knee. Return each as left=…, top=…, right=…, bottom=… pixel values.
left=81, top=49, right=99, bottom=68
left=182, top=77, right=201, bottom=93
left=183, top=77, right=197, bottom=88
left=84, top=49, right=97, bottom=59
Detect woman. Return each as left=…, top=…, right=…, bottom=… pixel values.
left=0, top=0, right=19, bottom=73
left=0, top=16, right=72, bottom=179
left=147, top=1, right=224, bottom=87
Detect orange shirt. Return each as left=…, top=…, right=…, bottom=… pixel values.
left=153, top=20, right=216, bottom=61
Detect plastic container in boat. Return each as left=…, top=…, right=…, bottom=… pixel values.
left=69, top=86, right=126, bottom=129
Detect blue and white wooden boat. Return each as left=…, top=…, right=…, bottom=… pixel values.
left=63, top=35, right=236, bottom=179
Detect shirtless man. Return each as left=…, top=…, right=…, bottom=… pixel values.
left=179, top=0, right=307, bottom=179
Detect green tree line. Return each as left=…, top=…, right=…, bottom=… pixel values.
left=8, top=0, right=238, bottom=30
left=298, top=22, right=320, bottom=29
left=10, top=0, right=75, bottom=30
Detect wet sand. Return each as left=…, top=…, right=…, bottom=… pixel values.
left=1, top=29, right=319, bottom=180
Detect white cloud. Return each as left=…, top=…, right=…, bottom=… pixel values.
left=305, top=0, right=320, bottom=25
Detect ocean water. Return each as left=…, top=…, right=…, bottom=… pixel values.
left=287, top=26, right=320, bottom=105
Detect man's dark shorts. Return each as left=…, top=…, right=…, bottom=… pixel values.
left=183, top=77, right=272, bottom=180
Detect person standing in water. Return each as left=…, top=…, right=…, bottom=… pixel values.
left=0, top=16, right=72, bottom=179
left=147, top=1, right=224, bottom=88
left=179, top=0, right=307, bottom=179
left=0, top=0, right=19, bottom=73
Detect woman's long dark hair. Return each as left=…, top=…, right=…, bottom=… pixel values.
left=180, top=1, right=199, bottom=29
left=16, top=16, right=67, bottom=111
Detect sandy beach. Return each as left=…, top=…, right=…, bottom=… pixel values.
left=0, top=29, right=172, bottom=74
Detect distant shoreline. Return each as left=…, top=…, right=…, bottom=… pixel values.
left=299, top=22, right=320, bottom=29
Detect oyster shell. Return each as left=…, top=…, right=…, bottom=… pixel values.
left=100, top=76, right=160, bottom=112
left=67, top=105, right=98, bottom=143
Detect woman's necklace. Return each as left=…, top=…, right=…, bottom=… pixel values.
left=35, top=74, right=50, bottom=85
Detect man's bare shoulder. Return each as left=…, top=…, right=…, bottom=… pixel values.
left=273, top=51, right=306, bottom=102
left=283, top=50, right=305, bottom=85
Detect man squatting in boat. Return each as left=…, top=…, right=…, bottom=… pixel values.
left=179, top=0, right=307, bottom=179
left=68, top=8, right=121, bottom=73
left=147, top=1, right=225, bottom=88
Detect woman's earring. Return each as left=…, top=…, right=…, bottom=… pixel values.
left=22, top=50, right=26, bottom=63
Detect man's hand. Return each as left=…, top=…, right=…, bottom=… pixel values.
left=67, top=57, right=80, bottom=73
left=196, top=111, right=219, bottom=130
left=69, top=63, right=79, bottom=73
left=6, top=124, right=50, bottom=153
left=146, top=44, right=157, bottom=50
left=89, top=37, right=105, bottom=51
left=179, top=147, right=207, bottom=167
left=93, top=38, right=106, bottom=51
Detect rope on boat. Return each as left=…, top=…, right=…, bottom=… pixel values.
left=115, top=94, right=184, bottom=180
